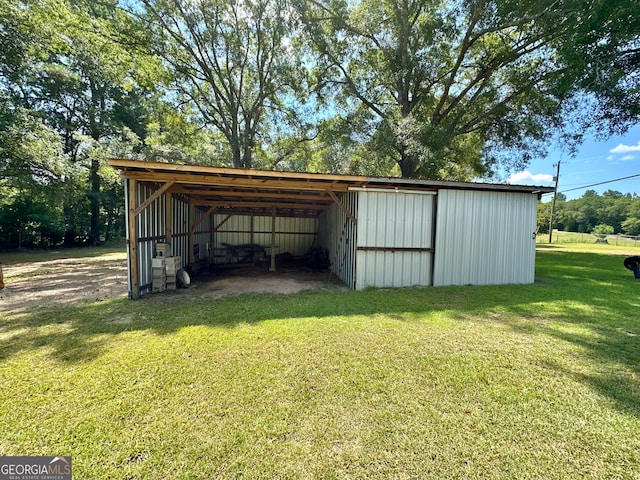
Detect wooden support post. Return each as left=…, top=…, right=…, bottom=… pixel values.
left=270, top=206, right=276, bottom=272
left=127, top=178, right=139, bottom=299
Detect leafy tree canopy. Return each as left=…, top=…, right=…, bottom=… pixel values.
left=296, top=0, right=639, bottom=179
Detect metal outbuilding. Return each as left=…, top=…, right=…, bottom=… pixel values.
left=109, top=159, right=554, bottom=298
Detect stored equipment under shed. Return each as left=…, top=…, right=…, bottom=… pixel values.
left=109, top=159, right=554, bottom=299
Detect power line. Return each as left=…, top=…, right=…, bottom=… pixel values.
left=560, top=172, right=640, bottom=193
left=540, top=172, right=640, bottom=195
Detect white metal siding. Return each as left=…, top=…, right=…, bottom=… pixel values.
left=355, top=190, right=435, bottom=290
left=356, top=250, right=432, bottom=289
left=171, top=197, right=189, bottom=269
left=253, top=216, right=317, bottom=257
left=193, top=207, right=211, bottom=262
left=212, top=214, right=317, bottom=263
left=317, top=192, right=357, bottom=288
left=433, top=190, right=537, bottom=286
left=357, top=190, right=434, bottom=248
left=127, top=183, right=192, bottom=296
left=136, top=183, right=166, bottom=292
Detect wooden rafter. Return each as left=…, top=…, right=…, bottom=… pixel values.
left=124, top=171, right=354, bottom=193
left=169, top=186, right=333, bottom=203
left=190, top=206, right=217, bottom=233
left=133, top=180, right=176, bottom=216
left=327, top=190, right=357, bottom=223
left=191, top=199, right=331, bottom=210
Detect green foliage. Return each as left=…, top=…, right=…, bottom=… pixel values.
left=0, top=0, right=161, bottom=248
left=621, top=200, right=640, bottom=235
left=539, top=189, right=640, bottom=235
left=554, top=0, right=640, bottom=136
left=1, top=0, right=639, bottom=248
left=130, top=0, right=306, bottom=169
left=299, top=0, right=640, bottom=179
left=592, top=224, right=614, bottom=235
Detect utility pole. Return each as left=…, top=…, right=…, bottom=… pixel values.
left=548, top=161, right=561, bottom=243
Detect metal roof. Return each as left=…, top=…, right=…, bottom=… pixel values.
left=109, top=159, right=555, bottom=217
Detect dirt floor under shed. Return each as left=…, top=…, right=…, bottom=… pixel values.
left=0, top=252, right=347, bottom=316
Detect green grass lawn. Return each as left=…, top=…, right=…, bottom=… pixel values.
left=1, top=247, right=639, bottom=478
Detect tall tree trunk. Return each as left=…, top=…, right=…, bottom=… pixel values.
left=89, top=158, right=101, bottom=244
left=398, top=147, right=418, bottom=178
left=88, top=80, right=102, bottom=245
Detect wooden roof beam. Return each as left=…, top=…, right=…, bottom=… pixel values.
left=327, top=190, right=357, bottom=223
left=133, top=180, right=175, bottom=216
left=192, top=199, right=331, bottom=210
left=124, top=171, right=351, bottom=192
left=169, top=186, right=332, bottom=202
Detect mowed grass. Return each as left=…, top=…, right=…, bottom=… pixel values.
left=1, top=248, right=639, bottom=478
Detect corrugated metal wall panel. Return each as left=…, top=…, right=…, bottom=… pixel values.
left=171, top=197, right=189, bottom=269
left=355, top=251, right=432, bottom=289
left=317, top=192, right=357, bottom=288
left=357, top=190, right=435, bottom=248
left=136, top=184, right=166, bottom=292
left=212, top=214, right=318, bottom=264
left=433, top=190, right=538, bottom=286
left=129, top=184, right=192, bottom=296
left=193, top=207, right=211, bottom=263
left=254, top=216, right=317, bottom=257
left=355, top=190, right=435, bottom=289
left=213, top=214, right=251, bottom=251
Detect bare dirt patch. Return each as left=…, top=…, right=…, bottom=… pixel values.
left=0, top=254, right=347, bottom=316
left=0, top=253, right=128, bottom=316
left=195, top=265, right=348, bottom=297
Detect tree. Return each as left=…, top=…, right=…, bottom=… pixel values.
left=0, top=0, right=159, bottom=246
left=128, top=0, right=303, bottom=169
left=0, top=98, right=67, bottom=248
left=592, top=224, right=614, bottom=235
left=622, top=200, right=640, bottom=236
left=299, top=0, right=640, bottom=179
left=555, top=0, right=640, bottom=136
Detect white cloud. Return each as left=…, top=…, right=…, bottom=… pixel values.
left=621, top=154, right=636, bottom=161
left=507, top=170, right=554, bottom=185
left=610, top=141, right=640, bottom=153
left=607, top=155, right=614, bottom=161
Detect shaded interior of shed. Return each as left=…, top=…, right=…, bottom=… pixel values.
left=111, top=159, right=378, bottom=296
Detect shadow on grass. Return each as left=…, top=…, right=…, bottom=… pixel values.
left=1, top=250, right=639, bottom=415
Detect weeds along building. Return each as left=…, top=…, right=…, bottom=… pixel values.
left=109, top=159, right=554, bottom=298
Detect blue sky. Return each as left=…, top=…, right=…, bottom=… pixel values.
left=507, top=124, right=640, bottom=201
